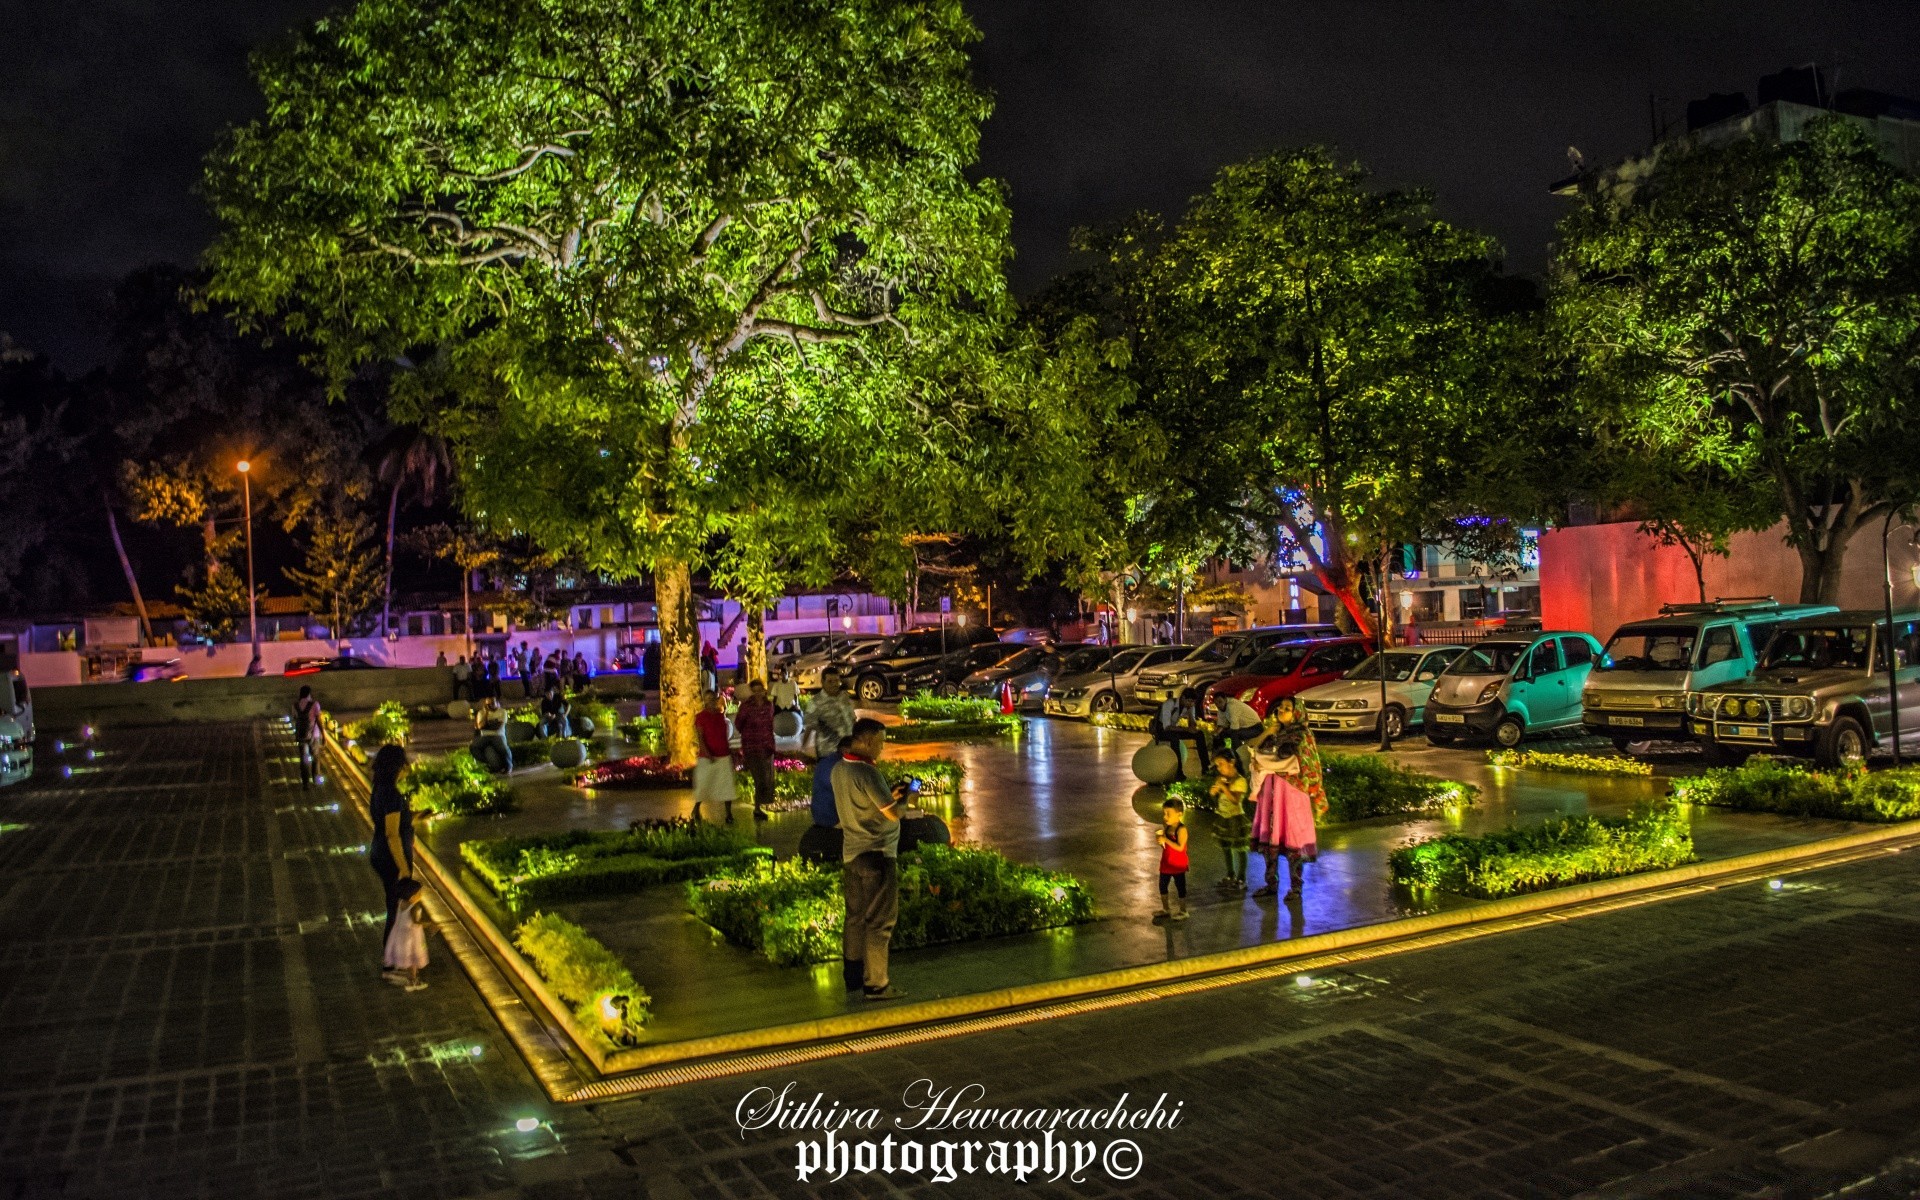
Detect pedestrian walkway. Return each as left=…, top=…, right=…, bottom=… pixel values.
left=4, top=719, right=1919, bottom=1198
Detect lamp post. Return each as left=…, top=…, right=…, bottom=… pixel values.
left=1881, top=507, right=1916, bottom=764
left=1376, top=549, right=1394, bottom=751
left=237, top=459, right=259, bottom=671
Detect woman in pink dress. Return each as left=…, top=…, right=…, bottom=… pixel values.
left=1247, top=698, right=1328, bottom=901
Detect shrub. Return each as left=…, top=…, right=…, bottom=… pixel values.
left=348, top=700, right=412, bottom=748
left=886, top=716, right=1020, bottom=743
left=512, top=912, right=650, bottom=1048
left=900, top=691, right=1002, bottom=722
left=572, top=754, right=688, bottom=789
left=687, top=844, right=1096, bottom=966
left=403, top=749, right=517, bottom=816
left=1088, top=711, right=1154, bottom=732
left=1168, top=753, right=1474, bottom=823
left=621, top=716, right=667, bottom=754
left=1669, top=760, right=1920, bottom=822
left=1488, top=750, right=1654, bottom=777
left=462, top=817, right=764, bottom=904
left=1389, top=806, right=1694, bottom=899
left=879, top=757, right=964, bottom=796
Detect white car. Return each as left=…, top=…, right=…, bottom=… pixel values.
left=1297, top=646, right=1464, bottom=739
left=0, top=668, right=34, bottom=786
left=1043, top=645, right=1190, bottom=718
left=789, top=636, right=885, bottom=691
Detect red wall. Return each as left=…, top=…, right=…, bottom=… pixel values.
left=1539, top=520, right=1916, bottom=638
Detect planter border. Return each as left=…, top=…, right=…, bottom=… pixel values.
left=324, top=726, right=1920, bottom=1102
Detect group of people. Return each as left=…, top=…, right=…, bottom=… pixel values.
left=450, top=644, right=594, bottom=703
left=1155, top=696, right=1326, bottom=920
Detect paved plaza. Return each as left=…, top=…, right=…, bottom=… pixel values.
left=3, top=720, right=1920, bottom=1198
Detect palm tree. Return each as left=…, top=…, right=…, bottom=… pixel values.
left=371, top=424, right=452, bottom=636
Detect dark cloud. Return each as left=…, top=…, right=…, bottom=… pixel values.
left=4, top=0, right=1918, bottom=367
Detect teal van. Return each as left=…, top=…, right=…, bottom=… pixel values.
left=1424, top=631, right=1605, bottom=747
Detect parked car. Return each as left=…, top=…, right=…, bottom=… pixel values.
left=984, top=644, right=1122, bottom=709
left=959, top=645, right=1050, bottom=706
left=1132, top=625, right=1341, bottom=709
left=126, top=658, right=188, bottom=683
left=1298, top=645, right=1467, bottom=738
left=1688, top=610, right=1920, bottom=767
left=1204, top=638, right=1374, bottom=720
left=1044, top=645, right=1192, bottom=718
left=0, top=667, right=33, bottom=786
left=766, top=633, right=833, bottom=673
left=282, top=656, right=378, bottom=676
left=1424, top=631, right=1605, bottom=747
left=789, top=635, right=886, bottom=691
left=902, top=641, right=1025, bottom=696
left=845, top=627, right=1001, bottom=702
left=1583, top=598, right=1836, bottom=749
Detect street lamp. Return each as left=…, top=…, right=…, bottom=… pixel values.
left=1881, top=507, right=1917, bottom=764
left=237, top=459, right=259, bottom=672
left=1377, top=555, right=1394, bottom=752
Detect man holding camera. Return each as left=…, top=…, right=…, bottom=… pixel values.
left=831, top=718, right=907, bottom=1000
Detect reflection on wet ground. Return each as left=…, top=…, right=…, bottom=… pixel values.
left=403, top=713, right=1862, bottom=1043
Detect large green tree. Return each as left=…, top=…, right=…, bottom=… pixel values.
left=1555, top=117, right=1920, bottom=603
left=205, top=0, right=1009, bottom=763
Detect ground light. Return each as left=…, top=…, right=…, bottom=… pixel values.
left=515, top=1118, right=541, bottom=1133
left=1768, top=879, right=1784, bottom=890
left=1295, top=975, right=1313, bottom=988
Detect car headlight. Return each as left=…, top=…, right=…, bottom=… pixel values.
left=1786, top=696, right=1814, bottom=719
left=1744, top=698, right=1765, bottom=719
left=1025, top=680, right=1046, bottom=692
left=1333, top=699, right=1371, bottom=711
left=1583, top=690, right=1602, bottom=709
left=1477, top=681, right=1502, bottom=704
left=1240, top=688, right=1260, bottom=703
left=1655, top=695, right=1684, bottom=710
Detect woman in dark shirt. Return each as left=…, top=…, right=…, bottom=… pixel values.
left=366, top=744, right=415, bottom=962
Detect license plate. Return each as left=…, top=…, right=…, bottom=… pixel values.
left=1611, top=716, right=1645, bottom=727
left=1434, top=712, right=1466, bottom=724
left=1725, top=724, right=1764, bottom=738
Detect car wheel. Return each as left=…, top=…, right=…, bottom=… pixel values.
left=1426, top=728, right=1456, bottom=747
left=1817, top=716, right=1868, bottom=769
left=937, top=682, right=959, bottom=698
left=858, top=675, right=888, bottom=703
left=1380, top=705, right=1407, bottom=740
left=1090, top=690, right=1121, bottom=714
left=1493, top=715, right=1526, bottom=748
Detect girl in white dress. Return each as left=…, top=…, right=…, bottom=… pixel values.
left=383, top=878, right=433, bottom=991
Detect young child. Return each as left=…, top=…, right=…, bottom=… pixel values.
left=383, top=878, right=433, bottom=991
left=1209, top=749, right=1252, bottom=892
left=1155, top=798, right=1191, bottom=921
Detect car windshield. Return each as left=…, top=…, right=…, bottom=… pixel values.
left=1764, top=626, right=1873, bottom=671
left=1054, top=647, right=1113, bottom=675
left=1345, top=652, right=1420, bottom=682
left=1451, top=641, right=1530, bottom=676
left=1601, top=626, right=1699, bottom=672
left=1185, top=636, right=1243, bottom=664
left=993, top=648, right=1041, bottom=672
left=1243, top=647, right=1309, bottom=675
left=1103, top=648, right=1154, bottom=674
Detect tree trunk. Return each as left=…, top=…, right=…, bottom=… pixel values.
left=382, top=481, right=401, bottom=636
left=1111, top=578, right=1131, bottom=644
left=654, top=554, right=703, bottom=768
left=1796, top=530, right=1856, bottom=606
left=1311, top=558, right=1377, bottom=642
left=745, top=606, right=768, bottom=687
left=104, top=495, right=153, bottom=645
left=1685, top=541, right=1707, bottom=603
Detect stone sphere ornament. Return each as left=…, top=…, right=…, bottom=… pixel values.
left=1131, top=743, right=1181, bottom=785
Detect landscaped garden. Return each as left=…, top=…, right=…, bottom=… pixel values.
left=1168, top=752, right=1476, bottom=824
left=888, top=692, right=1021, bottom=742
left=1669, top=759, right=1920, bottom=822
left=1388, top=805, right=1695, bottom=898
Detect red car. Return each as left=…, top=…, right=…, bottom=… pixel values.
left=1204, top=637, right=1374, bottom=719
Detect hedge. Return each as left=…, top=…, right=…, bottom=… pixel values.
left=1169, top=753, right=1475, bottom=824
left=886, top=716, right=1021, bottom=744
left=462, top=817, right=765, bottom=904
left=900, top=692, right=1002, bottom=722
left=512, top=912, right=650, bottom=1048
left=403, top=749, right=517, bottom=816
left=1669, top=760, right=1920, bottom=822
left=1088, top=712, right=1154, bottom=732
left=621, top=716, right=666, bottom=755
left=687, top=844, right=1096, bottom=966
left=1389, top=806, right=1694, bottom=898
left=348, top=700, right=412, bottom=749
left=1488, top=750, right=1654, bottom=777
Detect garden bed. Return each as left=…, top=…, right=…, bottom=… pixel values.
left=1087, top=711, right=1153, bottom=732
left=1669, top=760, right=1920, bottom=822
left=512, top=912, right=651, bottom=1048
left=1488, top=749, right=1653, bottom=777
left=686, top=844, right=1096, bottom=966
left=1388, top=806, right=1694, bottom=898
left=889, top=692, right=1020, bottom=742
left=461, top=818, right=767, bottom=904
left=1168, top=753, right=1476, bottom=823
left=404, top=748, right=519, bottom=816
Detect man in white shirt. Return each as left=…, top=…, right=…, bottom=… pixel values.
left=1214, top=691, right=1265, bottom=771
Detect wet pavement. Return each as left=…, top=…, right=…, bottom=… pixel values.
left=402, top=712, right=1866, bottom=1044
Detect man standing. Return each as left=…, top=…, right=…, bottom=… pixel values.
left=805, top=668, right=857, bottom=758
left=451, top=654, right=471, bottom=702
left=1214, top=690, right=1264, bottom=769
left=291, top=684, right=324, bottom=787
left=832, top=718, right=904, bottom=1000
left=734, top=678, right=778, bottom=821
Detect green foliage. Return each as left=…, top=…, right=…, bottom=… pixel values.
left=900, top=691, right=1002, bottom=722
left=402, top=748, right=516, bottom=816
left=621, top=716, right=666, bottom=755
left=1488, top=750, right=1654, bottom=777
left=348, top=700, right=412, bottom=749
left=1168, top=753, right=1474, bottom=823
left=687, top=845, right=1096, bottom=966
left=1088, top=711, right=1154, bottom=732
left=1389, top=807, right=1694, bottom=898
left=887, top=713, right=1020, bottom=743
left=879, top=757, right=964, bottom=796
left=174, top=561, right=254, bottom=643
left=283, top=499, right=385, bottom=637
left=512, top=912, right=650, bottom=1048
left=1669, top=760, right=1920, bottom=822
left=464, top=819, right=763, bottom=904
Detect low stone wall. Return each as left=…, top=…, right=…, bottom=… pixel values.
left=34, top=667, right=458, bottom=730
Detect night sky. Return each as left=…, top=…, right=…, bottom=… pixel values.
left=5, top=0, right=1919, bottom=370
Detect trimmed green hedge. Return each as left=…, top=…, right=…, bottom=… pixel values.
left=1088, top=711, right=1154, bottom=731
left=900, top=692, right=1002, bottom=722
left=403, top=749, right=517, bottom=816
left=745, top=756, right=966, bottom=810
left=1669, top=760, right=1920, bottom=822
left=512, top=912, right=650, bottom=1047
left=348, top=700, right=412, bottom=749
left=1168, top=753, right=1476, bottom=824
left=887, top=716, right=1020, bottom=744
left=687, top=844, right=1096, bottom=966
left=1389, top=806, right=1694, bottom=898
left=621, top=716, right=666, bottom=755
left=462, top=818, right=766, bottom=904
left=1489, top=750, right=1654, bottom=777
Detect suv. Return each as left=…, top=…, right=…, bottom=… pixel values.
left=1425, top=631, right=1605, bottom=747
left=0, top=668, right=32, bottom=786
left=1583, top=599, right=1835, bottom=749
left=1132, top=625, right=1340, bottom=709
left=1688, top=610, right=1920, bottom=767
left=902, top=641, right=1023, bottom=696
left=847, top=627, right=999, bottom=702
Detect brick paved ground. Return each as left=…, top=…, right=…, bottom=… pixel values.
left=3, top=720, right=1919, bottom=1199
